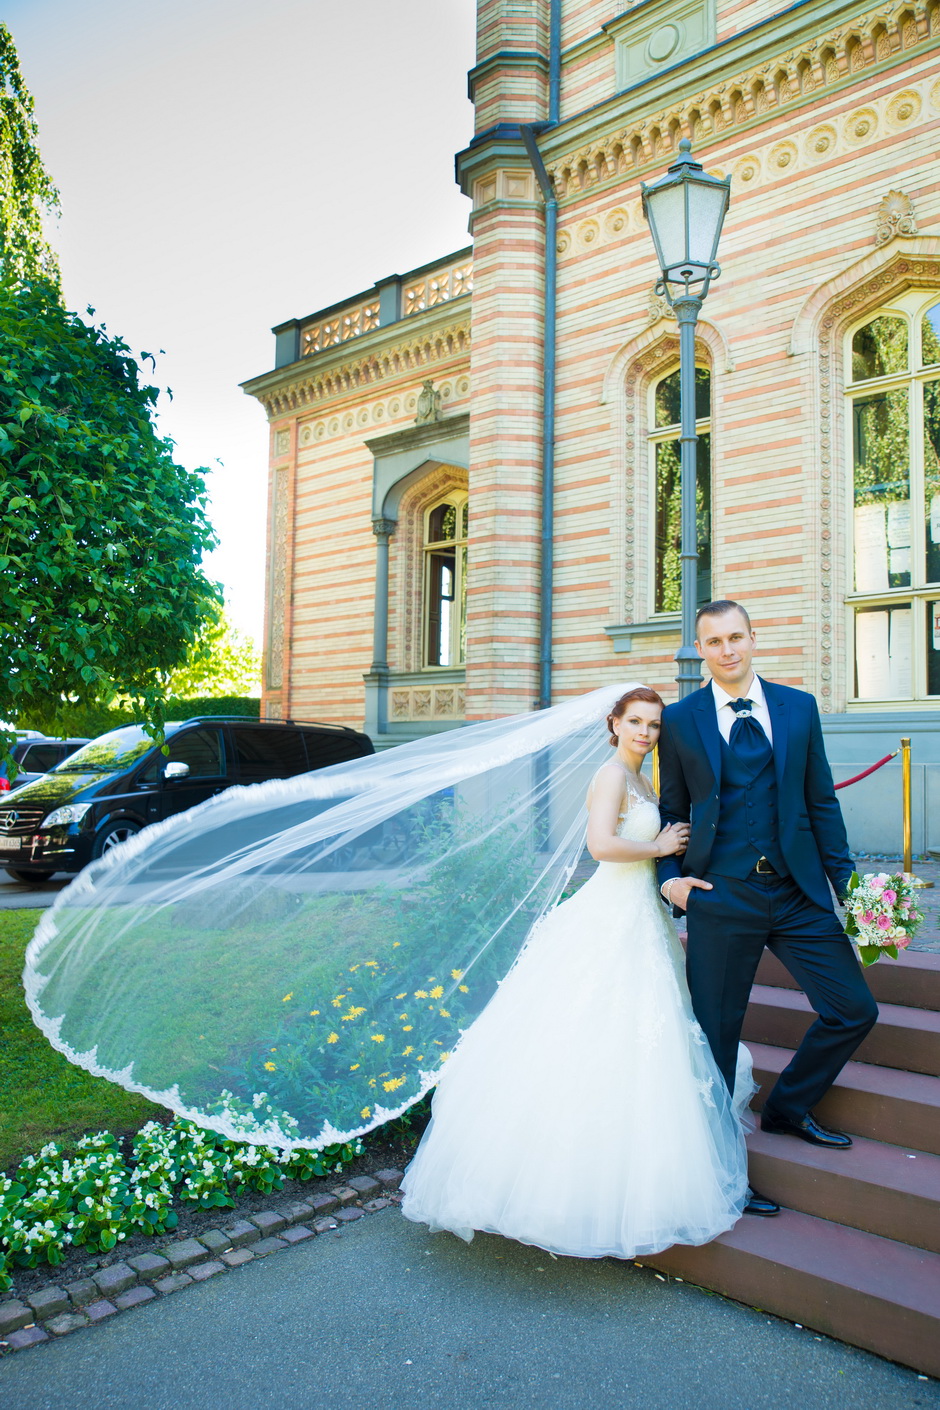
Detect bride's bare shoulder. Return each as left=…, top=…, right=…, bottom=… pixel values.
left=586, top=761, right=628, bottom=809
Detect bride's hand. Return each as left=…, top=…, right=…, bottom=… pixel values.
left=655, top=822, right=689, bottom=857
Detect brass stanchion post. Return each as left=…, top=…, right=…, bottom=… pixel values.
left=901, top=736, right=912, bottom=875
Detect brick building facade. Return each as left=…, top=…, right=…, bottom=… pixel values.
left=243, top=0, right=940, bottom=851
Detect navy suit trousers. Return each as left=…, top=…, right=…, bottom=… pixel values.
left=685, top=871, right=878, bottom=1120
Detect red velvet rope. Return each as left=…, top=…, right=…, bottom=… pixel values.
left=834, top=750, right=899, bottom=790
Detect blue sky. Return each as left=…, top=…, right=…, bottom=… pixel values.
left=5, top=0, right=475, bottom=638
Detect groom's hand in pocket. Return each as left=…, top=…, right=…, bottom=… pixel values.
left=665, top=876, right=713, bottom=911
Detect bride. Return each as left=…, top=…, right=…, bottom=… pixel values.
left=24, top=679, right=756, bottom=1260
left=400, top=687, right=754, bottom=1258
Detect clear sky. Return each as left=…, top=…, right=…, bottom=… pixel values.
left=5, top=0, right=476, bottom=640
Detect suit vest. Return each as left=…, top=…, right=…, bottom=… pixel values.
left=707, top=734, right=790, bottom=880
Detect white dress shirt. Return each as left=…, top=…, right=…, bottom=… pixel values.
left=711, top=674, right=773, bottom=748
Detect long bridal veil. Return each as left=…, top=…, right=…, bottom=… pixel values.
left=24, top=683, right=639, bottom=1150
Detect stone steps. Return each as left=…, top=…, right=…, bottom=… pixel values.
left=645, top=947, right=940, bottom=1375
left=742, top=984, right=940, bottom=1076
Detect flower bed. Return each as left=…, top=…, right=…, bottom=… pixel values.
left=0, top=1118, right=365, bottom=1293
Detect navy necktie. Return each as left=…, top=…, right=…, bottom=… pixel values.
left=728, top=698, right=772, bottom=771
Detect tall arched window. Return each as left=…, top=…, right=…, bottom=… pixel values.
left=649, top=367, right=712, bottom=614
left=847, top=293, right=940, bottom=701
left=424, top=494, right=468, bottom=667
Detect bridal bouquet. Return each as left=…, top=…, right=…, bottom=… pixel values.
left=843, top=870, right=924, bottom=966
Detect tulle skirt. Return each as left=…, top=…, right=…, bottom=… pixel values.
left=400, top=859, right=753, bottom=1259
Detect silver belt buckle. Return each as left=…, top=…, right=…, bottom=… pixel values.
left=755, top=856, right=775, bottom=874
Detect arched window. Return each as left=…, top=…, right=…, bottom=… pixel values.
left=649, top=367, right=712, bottom=613
left=424, top=495, right=468, bottom=667
left=847, top=294, right=940, bottom=700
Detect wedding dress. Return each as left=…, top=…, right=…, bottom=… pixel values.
left=401, top=773, right=754, bottom=1259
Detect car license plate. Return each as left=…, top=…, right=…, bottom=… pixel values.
left=0, top=836, right=22, bottom=851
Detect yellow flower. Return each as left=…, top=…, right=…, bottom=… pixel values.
left=383, top=1077, right=406, bottom=1092
left=360, top=1107, right=371, bottom=1119
left=310, top=1010, right=320, bottom=1016
left=450, top=969, right=463, bottom=980
left=398, top=1013, right=408, bottom=1020
left=395, top=993, right=407, bottom=1000
left=331, top=997, right=343, bottom=1008
left=429, top=985, right=444, bottom=999
left=403, top=1025, right=413, bottom=1032
left=370, top=1034, right=385, bottom=1043
left=364, top=960, right=379, bottom=968
left=402, top=1046, right=414, bottom=1055
left=349, top=964, right=360, bottom=972
left=458, top=985, right=469, bottom=993
left=417, top=1054, right=425, bottom=1060
left=350, top=1063, right=360, bottom=1071
left=414, top=990, right=428, bottom=999
left=327, top=1032, right=339, bottom=1044
left=440, top=1051, right=451, bottom=1062
left=270, top=1047, right=277, bottom=1052
left=264, top=1061, right=276, bottom=1071
left=368, top=1078, right=376, bottom=1088
left=392, top=941, right=401, bottom=948
left=439, top=1008, right=451, bottom=1018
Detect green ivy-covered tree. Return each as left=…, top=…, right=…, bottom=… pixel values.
left=0, top=24, right=221, bottom=757
left=0, top=24, right=60, bottom=288
left=0, top=278, right=222, bottom=741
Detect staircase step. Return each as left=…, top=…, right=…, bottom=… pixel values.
left=745, top=1128, right=940, bottom=1252
left=747, top=1042, right=940, bottom=1154
left=755, top=946, right=940, bottom=1011
left=645, top=1208, right=940, bottom=1378
left=743, top=984, right=940, bottom=1076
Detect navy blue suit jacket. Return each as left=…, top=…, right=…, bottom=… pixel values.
left=656, top=678, right=853, bottom=914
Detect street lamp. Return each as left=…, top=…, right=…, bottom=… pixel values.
left=642, top=138, right=731, bottom=698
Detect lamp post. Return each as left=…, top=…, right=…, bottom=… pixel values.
left=642, top=138, right=731, bottom=698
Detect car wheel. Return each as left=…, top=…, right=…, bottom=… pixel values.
left=93, top=820, right=141, bottom=859
left=7, top=868, right=56, bottom=883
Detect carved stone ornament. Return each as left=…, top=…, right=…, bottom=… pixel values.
left=647, top=287, right=676, bottom=323
left=874, top=190, right=918, bottom=246
left=415, top=378, right=443, bottom=424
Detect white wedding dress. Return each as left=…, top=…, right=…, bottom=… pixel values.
left=400, top=779, right=754, bottom=1259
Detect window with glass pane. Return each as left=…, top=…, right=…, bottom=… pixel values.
left=847, top=300, right=940, bottom=700
left=424, top=496, right=468, bottom=667
left=652, top=368, right=711, bottom=614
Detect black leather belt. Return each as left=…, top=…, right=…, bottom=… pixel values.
left=753, top=857, right=778, bottom=875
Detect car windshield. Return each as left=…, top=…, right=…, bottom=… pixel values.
left=54, top=726, right=156, bottom=773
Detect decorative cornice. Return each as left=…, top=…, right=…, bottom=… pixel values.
left=244, top=308, right=471, bottom=418
left=789, top=236, right=940, bottom=355
left=541, top=0, right=939, bottom=203
left=364, top=412, right=471, bottom=460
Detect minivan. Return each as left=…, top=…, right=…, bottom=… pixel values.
left=0, top=716, right=374, bottom=882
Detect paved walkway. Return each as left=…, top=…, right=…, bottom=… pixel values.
left=1, top=1208, right=935, bottom=1410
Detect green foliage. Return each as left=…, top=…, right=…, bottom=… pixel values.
left=162, top=604, right=261, bottom=700
left=0, top=1117, right=363, bottom=1274
left=0, top=276, right=222, bottom=754
left=0, top=25, right=60, bottom=289
left=15, top=694, right=260, bottom=742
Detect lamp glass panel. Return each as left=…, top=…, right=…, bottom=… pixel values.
left=685, top=183, right=727, bottom=266
left=647, top=182, right=687, bottom=270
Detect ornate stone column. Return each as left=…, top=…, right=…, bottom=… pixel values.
left=363, top=516, right=397, bottom=736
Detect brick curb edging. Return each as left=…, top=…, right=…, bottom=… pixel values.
left=0, top=1170, right=404, bottom=1354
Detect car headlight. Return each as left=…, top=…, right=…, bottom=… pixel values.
left=42, top=803, right=93, bottom=827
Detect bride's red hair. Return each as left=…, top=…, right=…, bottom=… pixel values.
left=606, top=687, right=665, bottom=746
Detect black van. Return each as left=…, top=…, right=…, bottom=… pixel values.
left=0, top=716, right=374, bottom=882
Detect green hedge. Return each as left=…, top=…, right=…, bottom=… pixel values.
left=18, top=697, right=261, bottom=740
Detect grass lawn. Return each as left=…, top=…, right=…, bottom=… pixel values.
left=0, top=908, right=162, bottom=1173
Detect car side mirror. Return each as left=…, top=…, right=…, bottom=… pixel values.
left=163, top=761, right=190, bottom=782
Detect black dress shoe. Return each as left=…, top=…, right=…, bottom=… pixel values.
left=760, top=1109, right=853, bottom=1149
left=743, top=1188, right=780, bottom=1217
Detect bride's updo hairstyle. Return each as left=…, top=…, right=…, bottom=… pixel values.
left=606, top=687, right=665, bottom=746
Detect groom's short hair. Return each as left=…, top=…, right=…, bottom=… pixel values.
left=695, top=599, right=752, bottom=633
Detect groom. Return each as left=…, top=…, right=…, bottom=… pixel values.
left=656, top=601, right=878, bottom=1217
